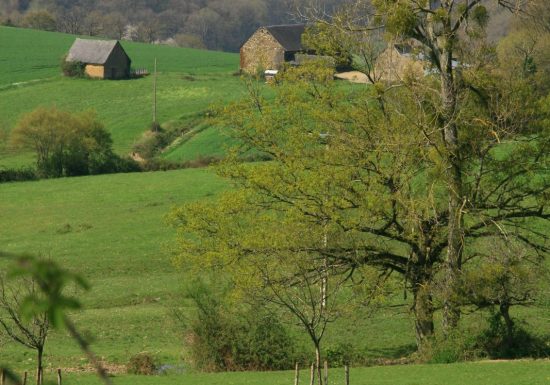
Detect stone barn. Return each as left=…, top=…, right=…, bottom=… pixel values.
left=374, top=43, right=426, bottom=82
left=240, top=24, right=310, bottom=73
left=66, top=38, right=131, bottom=80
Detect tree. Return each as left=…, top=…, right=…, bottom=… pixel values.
left=0, top=275, right=49, bottom=385
left=102, top=12, right=127, bottom=40
left=171, top=186, right=375, bottom=382
left=21, top=9, right=56, bottom=31
left=298, top=0, right=549, bottom=337
left=458, top=240, right=546, bottom=345
left=174, top=33, right=206, bottom=49
left=82, top=10, right=104, bottom=36
left=56, top=6, right=84, bottom=34
left=366, top=0, right=543, bottom=333
left=6, top=255, right=113, bottom=385
left=10, top=107, right=120, bottom=178
left=172, top=0, right=549, bottom=353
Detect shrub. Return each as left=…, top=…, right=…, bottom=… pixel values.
left=133, top=130, right=168, bottom=160
left=422, top=311, right=550, bottom=364
left=324, top=343, right=355, bottom=367
left=416, top=330, right=481, bottom=364
left=127, top=352, right=158, bottom=375
left=180, top=280, right=297, bottom=372
left=10, top=107, right=133, bottom=178
left=61, top=56, right=85, bottom=78
left=0, top=167, right=38, bottom=183
left=473, top=311, right=550, bottom=359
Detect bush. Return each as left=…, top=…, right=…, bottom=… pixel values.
left=421, top=311, right=550, bottom=364
left=324, top=343, right=356, bottom=367
left=133, top=129, right=170, bottom=160
left=10, top=107, right=136, bottom=178
left=180, top=280, right=297, bottom=372
left=473, top=311, right=550, bottom=359
left=0, top=167, right=38, bottom=183
left=127, top=352, right=158, bottom=375
left=61, top=56, right=85, bottom=78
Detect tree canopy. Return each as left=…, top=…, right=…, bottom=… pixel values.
left=171, top=0, right=550, bottom=364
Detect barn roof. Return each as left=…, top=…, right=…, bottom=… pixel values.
left=66, top=38, right=120, bottom=65
left=265, top=24, right=306, bottom=52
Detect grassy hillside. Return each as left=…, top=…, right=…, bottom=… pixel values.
left=0, top=26, right=241, bottom=167
left=0, top=168, right=547, bottom=370
left=0, top=169, right=415, bottom=367
left=32, top=361, right=550, bottom=385
left=0, top=26, right=238, bottom=86
left=0, top=169, right=227, bottom=365
left=0, top=26, right=548, bottom=380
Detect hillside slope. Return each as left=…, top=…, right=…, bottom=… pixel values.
left=0, top=26, right=240, bottom=167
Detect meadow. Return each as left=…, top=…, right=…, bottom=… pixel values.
left=0, top=26, right=549, bottom=385
left=0, top=26, right=241, bottom=167
left=0, top=168, right=419, bottom=368
left=0, top=167, right=547, bottom=372
left=22, top=361, right=550, bottom=385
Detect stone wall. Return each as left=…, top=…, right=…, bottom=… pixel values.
left=375, top=47, right=425, bottom=83
left=240, top=28, right=285, bottom=73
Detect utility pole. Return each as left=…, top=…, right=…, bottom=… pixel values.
left=152, top=57, right=158, bottom=131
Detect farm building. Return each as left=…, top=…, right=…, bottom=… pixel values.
left=374, top=42, right=426, bottom=82
left=240, top=24, right=312, bottom=73
left=66, top=38, right=131, bottom=79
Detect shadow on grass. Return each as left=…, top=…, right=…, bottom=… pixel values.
left=364, top=344, right=417, bottom=360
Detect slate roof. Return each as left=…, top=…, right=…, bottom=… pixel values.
left=66, top=38, right=120, bottom=65
left=265, top=24, right=306, bottom=52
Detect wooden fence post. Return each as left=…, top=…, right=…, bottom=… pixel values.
left=22, top=371, right=28, bottom=385
left=323, top=360, right=328, bottom=385
left=57, top=369, right=62, bottom=385
left=345, top=364, right=349, bottom=385
left=294, top=362, right=299, bottom=385
left=309, top=363, right=314, bottom=385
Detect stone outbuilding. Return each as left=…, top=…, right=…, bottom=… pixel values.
left=240, top=24, right=311, bottom=73
left=374, top=43, right=426, bottom=82
left=66, top=38, right=131, bottom=79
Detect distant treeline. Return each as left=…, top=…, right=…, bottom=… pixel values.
left=0, top=0, right=344, bottom=51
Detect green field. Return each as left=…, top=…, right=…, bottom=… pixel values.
left=0, top=26, right=241, bottom=167
left=0, top=168, right=547, bottom=371
left=1, top=26, right=549, bottom=384
left=20, top=361, right=550, bottom=385
left=0, top=169, right=418, bottom=367
left=0, top=169, right=227, bottom=365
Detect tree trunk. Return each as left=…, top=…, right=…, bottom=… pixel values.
left=36, top=347, right=43, bottom=385
left=439, top=40, right=464, bottom=336
left=314, top=341, right=323, bottom=385
left=499, top=302, right=515, bottom=345
left=412, top=273, right=435, bottom=352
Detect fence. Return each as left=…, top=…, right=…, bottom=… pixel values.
left=2, top=363, right=350, bottom=384
left=0, top=368, right=62, bottom=385
left=131, top=68, right=150, bottom=77
left=294, top=361, right=350, bottom=385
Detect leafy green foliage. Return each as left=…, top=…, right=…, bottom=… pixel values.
left=9, top=256, right=89, bottom=328
left=61, top=58, right=85, bottom=78
left=180, top=280, right=298, bottom=372
left=303, top=23, right=353, bottom=70
left=10, top=107, right=133, bottom=178
left=17, top=360, right=550, bottom=385
left=473, top=311, right=550, bottom=359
